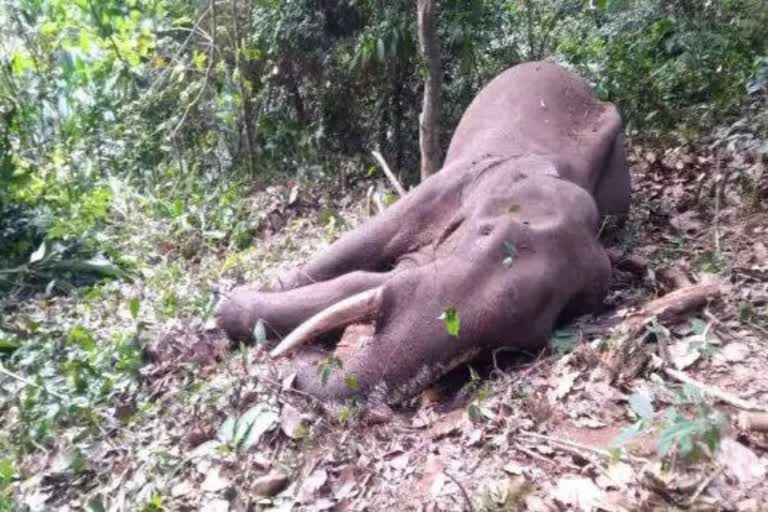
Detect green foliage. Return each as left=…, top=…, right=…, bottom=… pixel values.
left=614, top=384, right=726, bottom=460
left=562, top=0, right=768, bottom=131
left=2, top=320, right=143, bottom=453
left=0, top=458, right=15, bottom=512
left=659, top=384, right=726, bottom=458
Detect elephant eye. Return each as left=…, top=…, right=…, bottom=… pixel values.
left=480, top=226, right=493, bottom=236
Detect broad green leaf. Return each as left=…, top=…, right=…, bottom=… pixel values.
left=628, top=391, right=654, bottom=420
left=218, top=416, right=237, bottom=444
left=29, top=240, right=48, bottom=264
left=129, top=297, right=140, bottom=321
left=0, top=337, right=20, bottom=353
left=234, top=406, right=278, bottom=453
left=85, top=496, right=106, bottom=512
left=439, top=306, right=461, bottom=338
left=690, top=318, right=708, bottom=335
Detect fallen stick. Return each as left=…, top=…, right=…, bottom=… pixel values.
left=737, top=412, right=768, bottom=433
left=605, top=282, right=722, bottom=383
left=687, top=466, right=724, bottom=507
left=517, top=431, right=648, bottom=464
left=622, top=282, right=721, bottom=339
left=371, top=150, right=406, bottom=197
left=443, top=470, right=476, bottom=512
left=664, top=368, right=768, bottom=412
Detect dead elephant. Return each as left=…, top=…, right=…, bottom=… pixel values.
left=216, top=61, right=631, bottom=403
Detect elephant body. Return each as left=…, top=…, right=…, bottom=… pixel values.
left=216, top=61, right=630, bottom=402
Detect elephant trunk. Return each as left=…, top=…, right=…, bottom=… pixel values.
left=270, top=287, right=383, bottom=357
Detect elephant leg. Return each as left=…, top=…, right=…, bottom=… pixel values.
left=594, top=131, right=631, bottom=219
left=216, top=271, right=392, bottom=341
left=274, top=166, right=467, bottom=290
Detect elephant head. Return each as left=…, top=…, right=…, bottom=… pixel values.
left=215, top=61, right=631, bottom=403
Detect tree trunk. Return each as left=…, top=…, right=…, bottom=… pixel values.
left=231, top=0, right=256, bottom=175
left=416, top=0, right=442, bottom=181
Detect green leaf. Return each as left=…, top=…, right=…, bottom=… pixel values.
left=29, top=240, right=48, bottom=264
left=0, top=336, right=20, bottom=353
left=549, top=330, right=579, bottom=354
left=234, top=406, right=278, bottom=453
left=439, top=306, right=461, bottom=338
left=129, top=297, right=140, bottom=321
left=253, top=319, right=268, bottom=345
left=689, top=318, right=708, bottom=335
left=68, top=324, right=96, bottom=351
left=172, top=198, right=184, bottom=218
left=0, top=458, right=15, bottom=484
left=345, top=375, right=359, bottom=392
left=85, top=496, right=106, bottom=512
left=317, top=356, right=342, bottom=386
left=628, top=391, right=655, bottom=420
left=218, top=416, right=237, bottom=444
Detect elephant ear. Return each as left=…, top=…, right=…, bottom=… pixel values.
left=270, top=287, right=383, bottom=357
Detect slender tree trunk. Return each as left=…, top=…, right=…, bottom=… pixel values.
left=231, top=0, right=256, bottom=174
left=416, top=0, right=442, bottom=181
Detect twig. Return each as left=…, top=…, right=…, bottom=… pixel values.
left=687, top=465, right=723, bottom=506
left=596, top=215, right=611, bottom=239
left=518, top=431, right=647, bottom=464
left=748, top=321, right=768, bottom=338
left=737, top=412, right=768, bottom=433
left=258, top=374, right=329, bottom=413
left=713, top=154, right=722, bottom=256
left=513, top=442, right=555, bottom=465
left=170, top=33, right=215, bottom=138
left=444, top=470, right=475, bottom=512
left=371, top=150, right=406, bottom=197
left=664, top=368, right=768, bottom=412
left=147, top=6, right=211, bottom=94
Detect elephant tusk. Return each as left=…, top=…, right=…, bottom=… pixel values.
left=270, top=287, right=383, bottom=358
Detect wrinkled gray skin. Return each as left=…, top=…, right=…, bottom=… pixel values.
left=216, top=61, right=631, bottom=403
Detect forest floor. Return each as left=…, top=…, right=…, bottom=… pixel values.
left=3, top=142, right=768, bottom=511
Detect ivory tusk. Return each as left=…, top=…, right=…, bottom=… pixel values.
left=270, top=287, right=383, bottom=358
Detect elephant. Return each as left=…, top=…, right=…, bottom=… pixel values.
left=216, top=61, right=631, bottom=403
